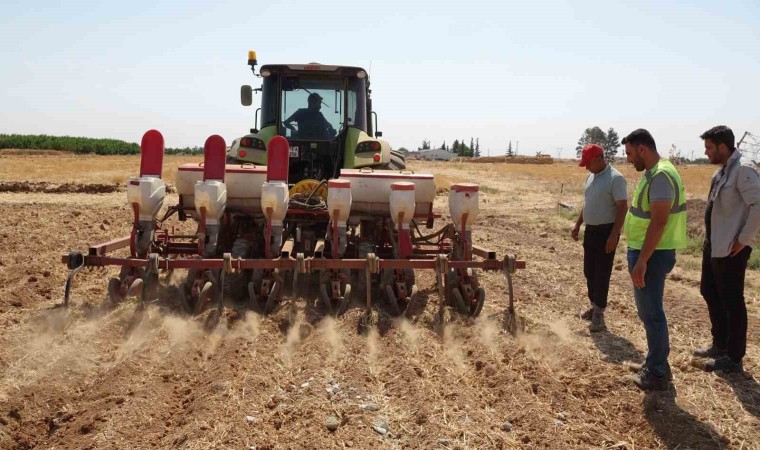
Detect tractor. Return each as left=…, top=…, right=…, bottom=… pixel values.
left=62, top=51, right=524, bottom=328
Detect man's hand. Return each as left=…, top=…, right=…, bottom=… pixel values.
left=605, top=235, right=619, bottom=253
left=729, top=241, right=747, bottom=257
left=572, top=225, right=580, bottom=241
left=631, top=259, right=647, bottom=288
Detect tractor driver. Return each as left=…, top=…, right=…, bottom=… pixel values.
left=283, top=92, right=336, bottom=140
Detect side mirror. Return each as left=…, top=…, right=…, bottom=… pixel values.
left=240, top=85, right=252, bottom=106
left=375, top=131, right=383, bottom=138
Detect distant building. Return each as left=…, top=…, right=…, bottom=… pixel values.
left=409, top=148, right=455, bottom=161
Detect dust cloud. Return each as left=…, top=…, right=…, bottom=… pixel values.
left=475, top=316, right=501, bottom=353
left=366, top=326, right=380, bottom=369
left=281, top=312, right=305, bottom=367
left=162, top=314, right=203, bottom=350
left=226, top=311, right=261, bottom=342
left=516, top=319, right=573, bottom=367
left=548, top=319, right=573, bottom=343
left=394, top=317, right=420, bottom=351
left=442, top=323, right=465, bottom=369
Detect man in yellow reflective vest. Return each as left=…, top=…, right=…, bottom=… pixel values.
left=622, top=129, right=687, bottom=391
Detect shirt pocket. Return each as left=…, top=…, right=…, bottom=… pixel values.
left=717, top=180, right=737, bottom=198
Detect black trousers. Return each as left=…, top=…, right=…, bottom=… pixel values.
left=700, top=243, right=752, bottom=362
left=583, top=223, right=617, bottom=309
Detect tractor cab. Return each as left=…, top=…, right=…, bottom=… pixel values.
left=231, top=53, right=399, bottom=184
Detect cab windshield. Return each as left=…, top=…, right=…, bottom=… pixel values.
left=279, top=75, right=367, bottom=140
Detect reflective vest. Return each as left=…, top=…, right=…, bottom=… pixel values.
left=624, top=160, right=687, bottom=250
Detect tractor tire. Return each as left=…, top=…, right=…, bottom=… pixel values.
left=390, top=150, right=406, bottom=162
left=379, top=153, right=406, bottom=171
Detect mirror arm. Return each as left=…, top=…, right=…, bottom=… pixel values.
left=254, top=108, right=261, bottom=133
left=372, top=111, right=381, bottom=138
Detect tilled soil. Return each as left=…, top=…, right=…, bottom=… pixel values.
left=0, top=159, right=758, bottom=450
left=0, top=181, right=122, bottom=194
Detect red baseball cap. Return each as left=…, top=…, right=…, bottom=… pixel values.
left=579, top=144, right=603, bottom=167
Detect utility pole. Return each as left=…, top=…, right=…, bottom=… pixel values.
left=738, top=131, right=749, bottom=148
left=556, top=147, right=563, bottom=159
left=516, top=140, right=519, bottom=155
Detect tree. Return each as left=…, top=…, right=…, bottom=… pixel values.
left=453, top=138, right=472, bottom=157
left=604, top=128, right=620, bottom=159
left=421, top=139, right=431, bottom=150
left=506, top=140, right=514, bottom=157
left=458, top=139, right=473, bottom=157
left=475, top=138, right=480, bottom=157
left=668, top=144, right=687, bottom=165
left=441, top=141, right=446, bottom=150
left=575, top=126, right=607, bottom=158
left=452, top=139, right=460, bottom=154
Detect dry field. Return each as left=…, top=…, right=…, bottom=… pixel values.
left=0, top=154, right=758, bottom=449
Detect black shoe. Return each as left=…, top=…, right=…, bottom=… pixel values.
left=693, top=344, right=726, bottom=358
left=627, top=367, right=670, bottom=391
left=626, top=362, right=673, bottom=381
left=705, top=355, right=743, bottom=373
left=580, top=307, right=593, bottom=321
left=589, top=310, right=607, bottom=333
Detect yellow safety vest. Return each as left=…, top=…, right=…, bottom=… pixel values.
left=624, top=160, right=687, bottom=250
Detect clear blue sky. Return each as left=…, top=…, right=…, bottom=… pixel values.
left=1, top=0, right=758, bottom=158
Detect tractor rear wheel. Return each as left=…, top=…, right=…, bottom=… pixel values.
left=379, top=151, right=406, bottom=170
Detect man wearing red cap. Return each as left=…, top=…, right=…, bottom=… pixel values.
left=572, top=144, right=628, bottom=332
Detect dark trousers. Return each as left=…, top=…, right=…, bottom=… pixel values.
left=700, top=243, right=752, bottom=362
left=583, top=223, right=616, bottom=309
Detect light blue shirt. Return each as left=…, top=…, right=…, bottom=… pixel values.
left=583, top=164, right=627, bottom=225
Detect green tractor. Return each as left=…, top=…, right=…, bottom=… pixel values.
left=60, top=51, right=524, bottom=327
left=228, top=51, right=406, bottom=182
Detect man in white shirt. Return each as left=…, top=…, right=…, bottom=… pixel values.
left=695, top=125, right=760, bottom=373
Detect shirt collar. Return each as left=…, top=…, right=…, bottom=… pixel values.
left=720, top=150, right=742, bottom=176
left=644, top=166, right=654, bottom=179
left=592, top=164, right=611, bottom=179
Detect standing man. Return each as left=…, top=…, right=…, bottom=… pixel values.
left=572, top=144, right=628, bottom=332
left=622, top=129, right=687, bottom=391
left=694, top=125, right=760, bottom=373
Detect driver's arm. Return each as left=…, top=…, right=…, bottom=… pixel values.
left=283, top=109, right=302, bottom=127
left=319, top=113, right=335, bottom=132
